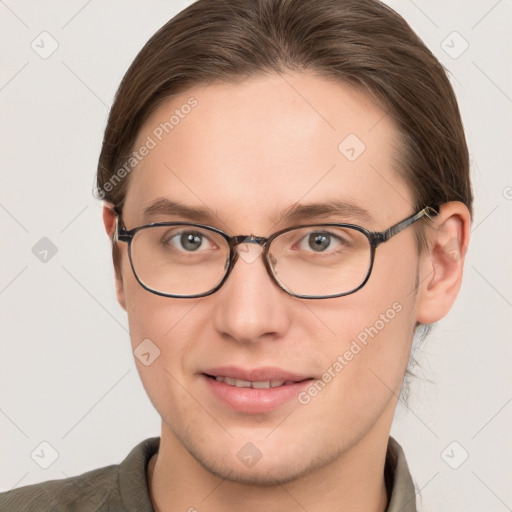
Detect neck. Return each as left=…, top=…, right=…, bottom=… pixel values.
left=148, top=424, right=391, bottom=512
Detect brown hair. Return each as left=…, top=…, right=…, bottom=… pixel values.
left=96, top=0, right=472, bottom=275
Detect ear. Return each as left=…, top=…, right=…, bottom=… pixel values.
left=102, top=204, right=127, bottom=311
left=416, top=201, right=471, bottom=324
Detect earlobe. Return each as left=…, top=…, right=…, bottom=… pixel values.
left=416, top=201, right=471, bottom=325
left=102, top=204, right=127, bottom=311
left=115, top=273, right=127, bottom=311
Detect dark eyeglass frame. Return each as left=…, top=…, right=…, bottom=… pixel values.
left=115, top=205, right=438, bottom=300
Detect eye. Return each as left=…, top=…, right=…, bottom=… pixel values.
left=163, top=230, right=213, bottom=252
left=298, top=231, right=346, bottom=253
left=307, top=233, right=332, bottom=252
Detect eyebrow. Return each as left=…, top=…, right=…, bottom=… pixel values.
left=142, top=198, right=217, bottom=223
left=141, top=197, right=374, bottom=226
left=277, top=200, right=374, bottom=225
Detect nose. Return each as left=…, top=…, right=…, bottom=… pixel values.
left=212, top=243, right=291, bottom=345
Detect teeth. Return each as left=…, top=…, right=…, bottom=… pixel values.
left=251, top=381, right=270, bottom=389
left=234, top=379, right=252, bottom=388
left=214, top=377, right=287, bottom=388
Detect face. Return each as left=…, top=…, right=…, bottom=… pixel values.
left=116, top=72, right=422, bottom=485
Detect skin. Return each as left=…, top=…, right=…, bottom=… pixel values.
left=103, top=72, right=470, bottom=511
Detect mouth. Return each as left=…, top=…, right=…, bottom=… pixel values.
left=204, top=374, right=308, bottom=389
left=201, top=367, right=314, bottom=413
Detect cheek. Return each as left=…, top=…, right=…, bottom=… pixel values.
left=314, top=296, right=413, bottom=387
left=294, top=297, right=414, bottom=448
left=120, top=251, right=194, bottom=348
left=303, top=247, right=418, bottom=415
left=124, top=290, right=208, bottom=431
left=125, top=284, right=200, bottom=369
left=122, top=263, right=198, bottom=390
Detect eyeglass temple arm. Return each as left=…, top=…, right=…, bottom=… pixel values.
left=377, top=205, right=439, bottom=244
left=112, top=212, right=130, bottom=243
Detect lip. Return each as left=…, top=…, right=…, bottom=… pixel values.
left=203, top=366, right=312, bottom=382
left=201, top=366, right=314, bottom=414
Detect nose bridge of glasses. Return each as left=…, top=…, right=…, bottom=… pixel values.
left=231, top=235, right=268, bottom=264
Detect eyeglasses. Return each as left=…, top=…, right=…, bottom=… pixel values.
left=115, top=206, right=437, bottom=300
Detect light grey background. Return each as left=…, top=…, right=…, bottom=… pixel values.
left=1, top=1, right=511, bottom=510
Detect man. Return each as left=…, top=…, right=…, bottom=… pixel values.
left=1, top=0, right=471, bottom=510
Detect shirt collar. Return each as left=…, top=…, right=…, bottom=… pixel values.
left=386, top=436, right=417, bottom=511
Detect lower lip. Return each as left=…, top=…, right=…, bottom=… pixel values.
left=202, top=375, right=312, bottom=414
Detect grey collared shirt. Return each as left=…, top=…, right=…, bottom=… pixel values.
left=386, top=436, right=417, bottom=511
left=0, top=436, right=416, bottom=511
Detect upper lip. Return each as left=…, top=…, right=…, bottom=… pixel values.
left=203, top=366, right=312, bottom=382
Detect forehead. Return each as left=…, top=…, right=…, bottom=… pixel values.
left=123, top=72, right=413, bottom=231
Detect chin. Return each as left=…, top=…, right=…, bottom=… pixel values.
left=182, top=434, right=341, bottom=487
left=196, top=457, right=316, bottom=487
